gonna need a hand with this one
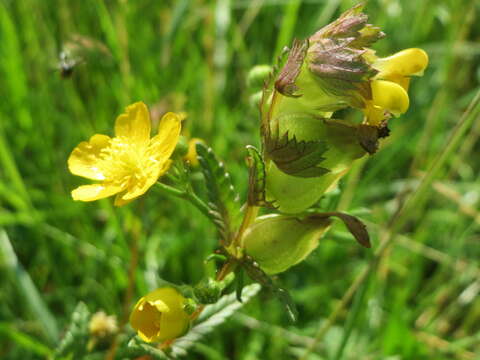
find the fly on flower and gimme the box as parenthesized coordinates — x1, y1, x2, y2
(68, 102, 181, 206)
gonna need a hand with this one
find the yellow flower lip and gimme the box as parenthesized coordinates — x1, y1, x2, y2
(371, 79, 410, 116)
(129, 287, 190, 343)
(68, 102, 181, 206)
(374, 48, 429, 78)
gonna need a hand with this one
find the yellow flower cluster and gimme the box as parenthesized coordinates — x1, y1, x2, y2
(68, 102, 181, 206)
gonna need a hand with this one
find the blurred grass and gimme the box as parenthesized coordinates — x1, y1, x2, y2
(1, 0, 480, 359)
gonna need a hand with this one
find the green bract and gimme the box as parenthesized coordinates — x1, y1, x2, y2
(243, 214, 332, 274)
(260, 4, 390, 213)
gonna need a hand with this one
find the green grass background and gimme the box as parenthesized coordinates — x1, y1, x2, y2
(1, 0, 480, 359)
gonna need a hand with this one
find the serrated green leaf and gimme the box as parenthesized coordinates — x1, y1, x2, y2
(246, 145, 271, 207)
(196, 143, 240, 243)
(169, 284, 261, 358)
(265, 131, 330, 178)
(242, 258, 298, 322)
(54, 302, 90, 358)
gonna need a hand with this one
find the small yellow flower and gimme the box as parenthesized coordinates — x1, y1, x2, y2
(89, 311, 118, 338)
(68, 102, 181, 206)
(87, 311, 118, 351)
(129, 287, 191, 343)
(363, 48, 429, 125)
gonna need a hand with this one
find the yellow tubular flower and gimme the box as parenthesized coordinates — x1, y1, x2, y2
(363, 48, 429, 125)
(68, 102, 181, 206)
(129, 287, 191, 343)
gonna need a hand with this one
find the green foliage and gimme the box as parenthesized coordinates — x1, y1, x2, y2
(55, 302, 90, 358)
(196, 143, 241, 243)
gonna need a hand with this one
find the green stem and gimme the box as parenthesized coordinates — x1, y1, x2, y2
(155, 182, 212, 222)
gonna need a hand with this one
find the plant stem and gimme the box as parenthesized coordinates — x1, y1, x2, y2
(155, 182, 212, 222)
(235, 205, 259, 250)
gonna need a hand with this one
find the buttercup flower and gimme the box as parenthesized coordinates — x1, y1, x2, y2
(130, 287, 191, 343)
(68, 102, 181, 206)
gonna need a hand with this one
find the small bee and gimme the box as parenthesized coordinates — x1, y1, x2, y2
(57, 49, 82, 78)
(55, 35, 111, 79)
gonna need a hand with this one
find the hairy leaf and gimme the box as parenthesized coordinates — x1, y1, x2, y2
(169, 284, 261, 357)
(54, 302, 90, 358)
(196, 143, 240, 243)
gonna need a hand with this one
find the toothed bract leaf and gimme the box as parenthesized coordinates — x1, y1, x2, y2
(265, 114, 367, 213)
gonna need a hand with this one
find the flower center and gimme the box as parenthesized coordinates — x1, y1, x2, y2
(100, 137, 156, 187)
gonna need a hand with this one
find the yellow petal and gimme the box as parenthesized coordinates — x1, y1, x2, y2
(71, 183, 123, 202)
(114, 193, 135, 207)
(150, 299, 170, 313)
(371, 80, 410, 116)
(120, 160, 172, 202)
(114, 102, 151, 145)
(374, 48, 429, 78)
(68, 134, 111, 180)
(130, 300, 161, 342)
(148, 112, 182, 162)
(129, 287, 190, 343)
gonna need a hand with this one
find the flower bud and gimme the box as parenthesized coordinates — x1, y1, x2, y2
(173, 135, 189, 157)
(193, 277, 223, 304)
(129, 287, 191, 343)
(183, 138, 204, 167)
(243, 214, 332, 274)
